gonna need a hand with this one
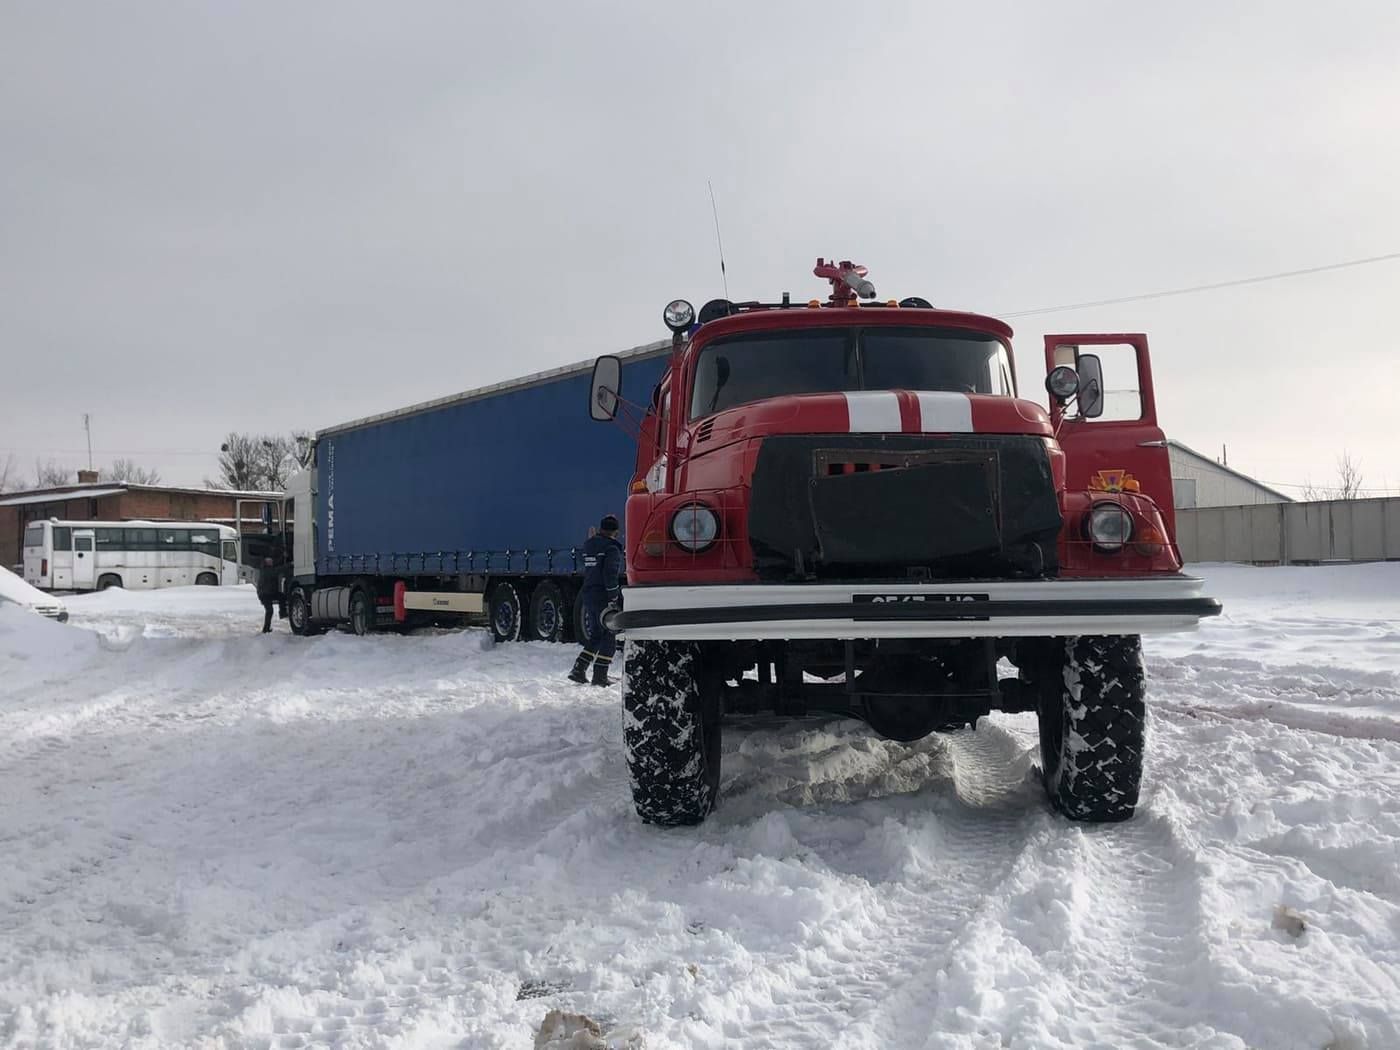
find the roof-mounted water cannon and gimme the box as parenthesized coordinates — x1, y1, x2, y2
(814, 258, 877, 305)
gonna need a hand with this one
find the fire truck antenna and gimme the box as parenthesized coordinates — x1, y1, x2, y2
(707, 179, 729, 300)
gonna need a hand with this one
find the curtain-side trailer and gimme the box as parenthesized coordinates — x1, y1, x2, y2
(280, 341, 670, 640)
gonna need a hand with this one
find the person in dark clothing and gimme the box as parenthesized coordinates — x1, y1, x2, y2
(256, 556, 281, 633)
(568, 514, 624, 686)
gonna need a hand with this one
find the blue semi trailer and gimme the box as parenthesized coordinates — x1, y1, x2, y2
(278, 340, 670, 640)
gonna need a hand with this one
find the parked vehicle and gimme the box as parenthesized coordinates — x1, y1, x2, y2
(271, 341, 671, 639)
(587, 259, 1222, 826)
(21, 520, 242, 591)
(0, 565, 68, 622)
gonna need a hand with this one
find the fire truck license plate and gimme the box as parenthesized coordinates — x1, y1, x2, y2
(852, 593, 990, 620)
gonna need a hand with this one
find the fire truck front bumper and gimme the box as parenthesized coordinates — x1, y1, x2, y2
(607, 576, 1221, 641)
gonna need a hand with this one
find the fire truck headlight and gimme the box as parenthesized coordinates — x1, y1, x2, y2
(1087, 502, 1134, 552)
(670, 503, 719, 552)
(663, 299, 696, 332)
(1045, 365, 1080, 402)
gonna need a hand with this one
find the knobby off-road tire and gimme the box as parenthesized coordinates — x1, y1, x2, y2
(1037, 634, 1146, 823)
(623, 640, 721, 826)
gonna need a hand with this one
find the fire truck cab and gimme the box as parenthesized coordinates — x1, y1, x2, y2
(589, 260, 1220, 826)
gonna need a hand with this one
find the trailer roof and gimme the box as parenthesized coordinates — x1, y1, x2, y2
(317, 338, 672, 439)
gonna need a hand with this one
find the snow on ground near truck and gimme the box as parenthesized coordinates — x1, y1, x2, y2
(1, 566, 1398, 1049)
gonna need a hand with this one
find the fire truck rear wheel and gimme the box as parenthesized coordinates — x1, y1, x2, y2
(623, 640, 722, 826)
(1036, 634, 1146, 823)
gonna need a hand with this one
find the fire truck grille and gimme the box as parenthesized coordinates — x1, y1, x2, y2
(748, 434, 1062, 581)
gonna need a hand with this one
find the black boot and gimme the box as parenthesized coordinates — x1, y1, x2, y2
(590, 657, 613, 687)
(568, 652, 593, 684)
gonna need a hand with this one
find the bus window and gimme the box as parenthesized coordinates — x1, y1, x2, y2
(53, 527, 72, 551)
(23, 523, 45, 549)
(95, 528, 125, 549)
(222, 540, 238, 562)
(190, 529, 219, 549)
(127, 528, 157, 550)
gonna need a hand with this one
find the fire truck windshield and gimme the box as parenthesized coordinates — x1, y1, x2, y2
(689, 326, 1013, 420)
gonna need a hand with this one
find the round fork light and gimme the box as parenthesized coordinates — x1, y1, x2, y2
(663, 299, 696, 332)
(670, 503, 719, 552)
(1087, 502, 1134, 552)
(1045, 365, 1080, 401)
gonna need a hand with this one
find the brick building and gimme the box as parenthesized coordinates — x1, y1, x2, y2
(1, 471, 280, 570)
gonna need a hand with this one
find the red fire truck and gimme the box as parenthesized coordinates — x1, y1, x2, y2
(588, 260, 1220, 826)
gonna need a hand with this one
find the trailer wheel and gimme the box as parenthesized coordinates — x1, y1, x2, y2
(349, 588, 373, 637)
(623, 641, 722, 826)
(557, 582, 579, 643)
(195, 572, 218, 586)
(1036, 634, 1146, 823)
(528, 580, 567, 643)
(488, 581, 523, 643)
(571, 587, 589, 647)
(289, 587, 313, 637)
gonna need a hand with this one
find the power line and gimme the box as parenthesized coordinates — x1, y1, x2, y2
(1000, 250, 1400, 319)
(0, 447, 217, 457)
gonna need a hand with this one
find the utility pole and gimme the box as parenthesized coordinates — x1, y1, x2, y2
(83, 414, 93, 470)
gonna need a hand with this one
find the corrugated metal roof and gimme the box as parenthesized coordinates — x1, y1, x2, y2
(1167, 440, 1294, 502)
(317, 338, 673, 439)
(0, 486, 127, 507)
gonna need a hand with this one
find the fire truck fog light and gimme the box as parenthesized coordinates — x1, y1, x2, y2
(1087, 502, 1134, 552)
(663, 299, 696, 332)
(670, 503, 719, 552)
(642, 531, 666, 557)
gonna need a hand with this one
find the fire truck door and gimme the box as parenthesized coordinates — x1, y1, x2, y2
(1043, 333, 1177, 538)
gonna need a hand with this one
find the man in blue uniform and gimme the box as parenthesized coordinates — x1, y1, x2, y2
(568, 514, 623, 686)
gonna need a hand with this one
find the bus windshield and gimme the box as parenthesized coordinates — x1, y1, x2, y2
(688, 326, 1014, 420)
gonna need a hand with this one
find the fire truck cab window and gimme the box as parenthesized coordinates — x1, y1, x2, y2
(861, 329, 1013, 396)
(689, 327, 1013, 420)
(690, 331, 854, 419)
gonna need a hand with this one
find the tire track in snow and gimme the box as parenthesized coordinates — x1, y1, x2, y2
(690, 721, 1048, 1049)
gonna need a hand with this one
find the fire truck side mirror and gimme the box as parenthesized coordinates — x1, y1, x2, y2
(589, 356, 622, 421)
(1077, 353, 1106, 419)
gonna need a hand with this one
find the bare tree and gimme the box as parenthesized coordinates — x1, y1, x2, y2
(1300, 452, 1365, 501)
(1335, 452, 1364, 501)
(33, 458, 72, 488)
(101, 458, 162, 485)
(207, 432, 311, 491)
(0, 454, 17, 494)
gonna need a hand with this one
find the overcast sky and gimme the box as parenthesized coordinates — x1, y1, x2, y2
(3, 2, 1398, 495)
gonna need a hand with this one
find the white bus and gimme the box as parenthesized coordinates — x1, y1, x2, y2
(21, 520, 243, 592)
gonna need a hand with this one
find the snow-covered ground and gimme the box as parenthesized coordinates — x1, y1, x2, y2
(1, 567, 1397, 1049)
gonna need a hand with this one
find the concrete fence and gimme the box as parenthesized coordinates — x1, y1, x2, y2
(1175, 497, 1400, 564)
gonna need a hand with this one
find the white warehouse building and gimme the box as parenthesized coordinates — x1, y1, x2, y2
(1168, 440, 1292, 509)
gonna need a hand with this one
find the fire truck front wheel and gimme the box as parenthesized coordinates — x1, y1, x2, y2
(623, 641, 722, 826)
(1035, 634, 1146, 823)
